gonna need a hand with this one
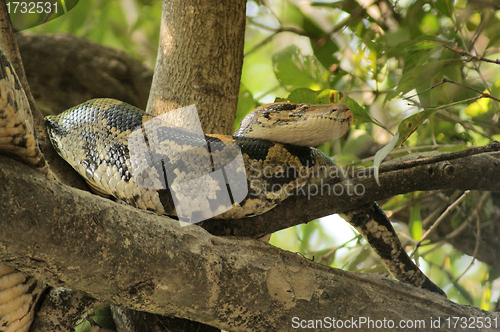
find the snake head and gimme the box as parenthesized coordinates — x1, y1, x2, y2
(233, 103, 353, 147)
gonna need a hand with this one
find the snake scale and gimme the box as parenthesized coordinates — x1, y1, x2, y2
(0, 48, 444, 331)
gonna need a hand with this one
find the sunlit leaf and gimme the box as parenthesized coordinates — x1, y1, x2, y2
(373, 132, 398, 185)
(284, 88, 321, 104)
(465, 97, 490, 117)
(272, 45, 330, 90)
(373, 108, 437, 183)
(74, 320, 92, 332)
(419, 13, 440, 35)
(480, 287, 491, 310)
(409, 202, 423, 240)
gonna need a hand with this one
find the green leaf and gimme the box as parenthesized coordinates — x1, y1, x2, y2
(6, 0, 80, 31)
(282, 88, 321, 104)
(310, 1, 349, 9)
(419, 13, 440, 35)
(312, 37, 340, 70)
(235, 85, 257, 131)
(373, 132, 399, 185)
(92, 306, 116, 329)
(272, 45, 330, 91)
(488, 267, 500, 283)
(409, 202, 423, 240)
(434, 0, 454, 18)
(347, 247, 373, 271)
(74, 320, 92, 332)
(384, 59, 461, 103)
(396, 109, 437, 146)
(465, 97, 490, 117)
(373, 108, 437, 183)
(283, 1, 325, 37)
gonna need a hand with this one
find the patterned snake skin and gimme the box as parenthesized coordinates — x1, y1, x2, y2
(0, 48, 445, 331)
(45, 99, 351, 221)
(0, 52, 45, 332)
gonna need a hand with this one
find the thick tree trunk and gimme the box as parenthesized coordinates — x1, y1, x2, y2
(146, 0, 246, 135)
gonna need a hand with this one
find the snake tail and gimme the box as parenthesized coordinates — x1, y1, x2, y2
(340, 203, 446, 296)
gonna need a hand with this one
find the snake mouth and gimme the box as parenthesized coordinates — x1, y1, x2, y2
(45, 116, 68, 154)
(343, 112, 353, 126)
(45, 116, 65, 137)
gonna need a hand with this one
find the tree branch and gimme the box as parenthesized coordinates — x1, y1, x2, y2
(200, 147, 500, 237)
(16, 32, 152, 115)
(0, 155, 497, 331)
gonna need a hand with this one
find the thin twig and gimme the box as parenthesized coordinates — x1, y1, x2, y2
(409, 191, 491, 260)
(441, 78, 500, 103)
(408, 95, 482, 111)
(443, 192, 490, 243)
(421, 191, 464, 228)
(247, 18, 307, 36)
(386, 191, 444, 217)
(444, 44, 500, 66)
(405, 80, 447, 100)
(467, 0, 500, 9)
(413, 191, 471, 255)
(448, 192, 489, 284)
(436, 111, 495, 141)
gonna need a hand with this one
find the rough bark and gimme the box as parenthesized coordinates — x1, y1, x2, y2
(0, 156, 498, 332)
(146, 0, 246, 135)
(16, 32, 153, 115)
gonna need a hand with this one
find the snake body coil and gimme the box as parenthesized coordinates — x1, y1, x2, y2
(45, 99, 351, 221)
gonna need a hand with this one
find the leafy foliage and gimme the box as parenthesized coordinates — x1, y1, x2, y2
(243, 0, 500, 309)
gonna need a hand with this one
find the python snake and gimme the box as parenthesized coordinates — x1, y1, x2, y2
(0, 49, 444, 331)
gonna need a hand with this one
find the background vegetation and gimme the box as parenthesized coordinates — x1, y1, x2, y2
(27, 0, 500, 310)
